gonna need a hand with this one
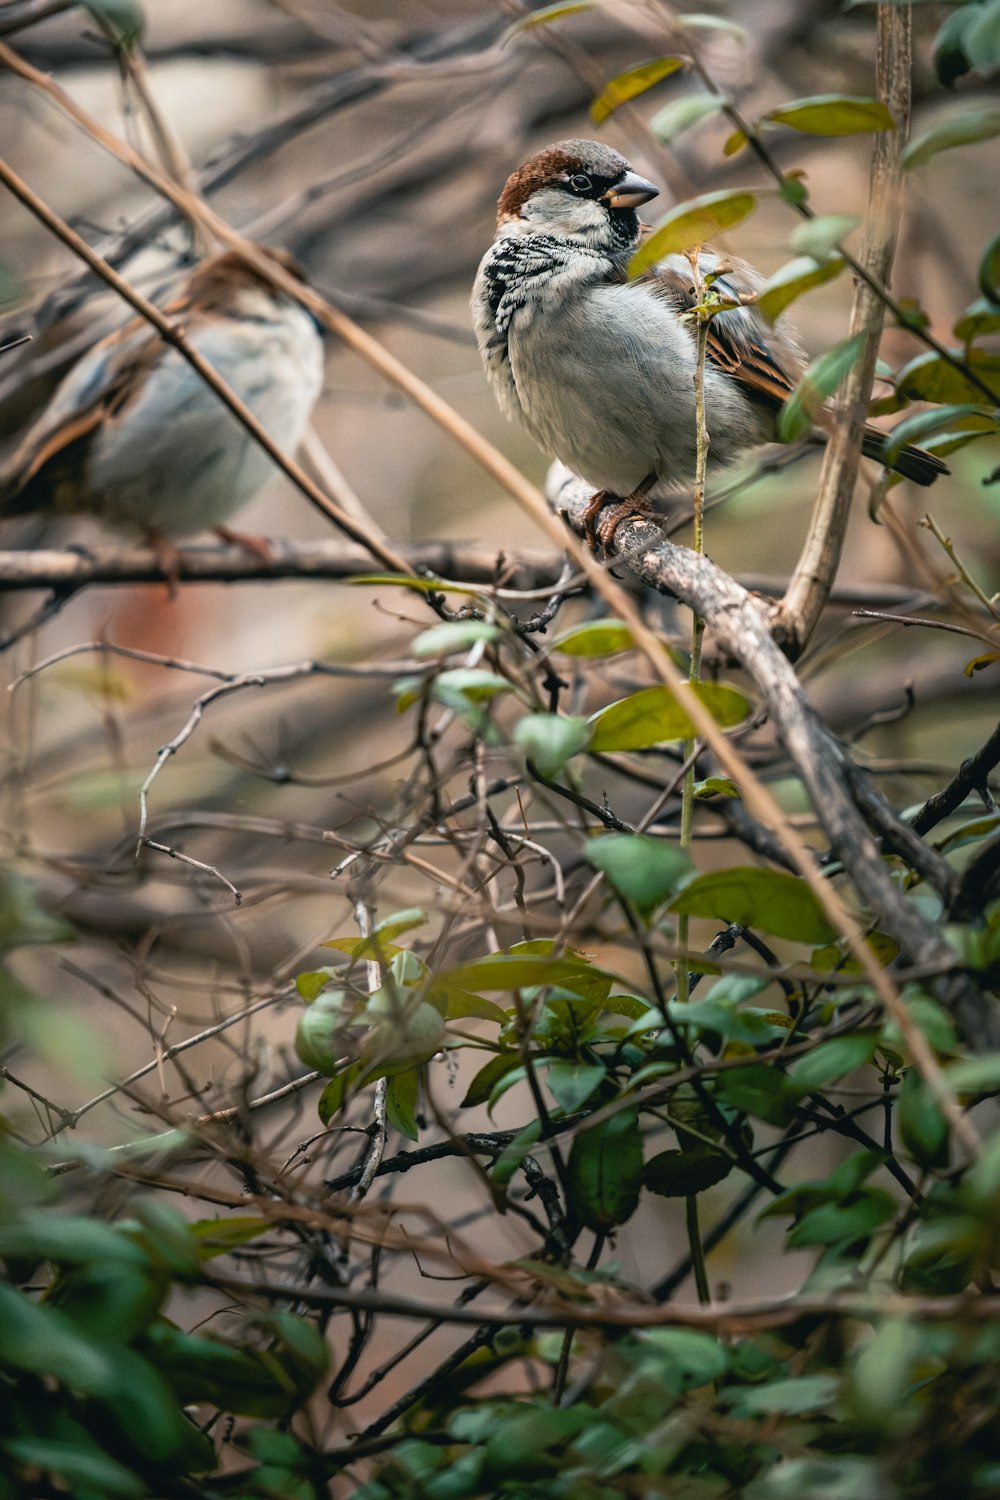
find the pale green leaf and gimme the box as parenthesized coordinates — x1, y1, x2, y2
(757, 255, 845, 324)
(551, 619, 634, 656)
(590, 57, 686, 125)
(648, 93, 725, 145)
(630, 190, 755, 274)
(777, 332, 867, 442)
(902, 109, 1000, 168)
(588, 682, 750, 751)
(766, 94, 896, 136)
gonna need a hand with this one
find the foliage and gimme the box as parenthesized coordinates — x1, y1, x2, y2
(2, 1, 1000, 1498)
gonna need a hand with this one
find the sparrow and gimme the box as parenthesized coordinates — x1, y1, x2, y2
(0, 249, 325, 549)
(472, 139, 947, 546)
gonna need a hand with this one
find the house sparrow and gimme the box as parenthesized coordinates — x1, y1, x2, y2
(472, 139, 947, 546)
(0, 249, 324, 547)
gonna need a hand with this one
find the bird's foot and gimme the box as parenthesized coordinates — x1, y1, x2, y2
(214, 526, 274, 562)
(149, 533, 182, 599)
(584, 479, 656, 555)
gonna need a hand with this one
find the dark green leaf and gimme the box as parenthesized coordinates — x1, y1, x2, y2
(639, 1326, 730, 1387)
(491, 1121, 542, 1191)
(670, 866, 838, 943)
(461, 1054, 520, 1108)
(881, 404, 997, 463)
(777, 332, 867, 442)
(0, 1214, 147, 1268)
(588, 682, 749, 750)
(716, 1064, 800, 1126)
(692, 775, 740, 799)
(439, 952, 612, 1001)
(765, 94, 895, 136)
(567, 1110, 643, 1229)
(643, 1145, 733, 1196)
(4, 1439, 144, 1498)
(590, 57, 686, 125)
(630, 191, 755, 273)
(585, 834, 692, 912)
(317, 1064, 362, 1125)
(902, 108, 1000, 168)
(787, 1188, 896, 1247)
(791, 215, 861, 261)
(897, 349, 1000, 403)
(899, 1070, 950, 1168)
(386, 1068, 420, 1141)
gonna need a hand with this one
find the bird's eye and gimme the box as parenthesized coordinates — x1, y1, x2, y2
(568, 173, 593, 194)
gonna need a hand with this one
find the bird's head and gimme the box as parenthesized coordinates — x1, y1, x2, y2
(496, 139, 659, 253)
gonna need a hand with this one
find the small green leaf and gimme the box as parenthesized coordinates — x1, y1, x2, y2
(412, 622, 501, 657)
(386, 1069, 420, 1141)
(643, 1145, 733, 1196)
(5, 1439, 144, 1498)
(692, 775, 740, 799)
(431, 668, 511, 705)
(491, 1121, 542, 1191)
(765, 93, 895, 136)
(590, 57, 686, 125)
(723, 127, 748, 155)
(567, 1110, 643, 1230)
(716, 1065, 802, 1126)
(980, 230, 1000, 307)
(786, 1188, 896, 1247)
(902, 108, 1000, 168)
(461, 1053, 521, 1109)
(501, 0, 601, 42)
(586, 834, 692, 912)
(791, 214, 861, 261)
(946, 1051, 1000, 1094)
(317, 1064, 362, 1125)
(954, 298, 1000, 342)
(630, 191, 756, 274)
(778, 332, 867, 442)
(898, 1069, 949, 1169)
(647, 93, 725, 145)
(757, 255, 845, 323)
(515, 713, 591, 775)
(322, 908, 427, 958)
(588, 681, 749, 751)
(897, 348, 1000, 404)
(670, 867, 838, 944)
(81, 0, 145, 46)
(351, 573, 477, 596)
(551, 619, 634, 656)
(786, 1034, 877, 1089)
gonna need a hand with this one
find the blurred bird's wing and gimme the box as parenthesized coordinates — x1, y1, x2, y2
(0, 317, 162, 507)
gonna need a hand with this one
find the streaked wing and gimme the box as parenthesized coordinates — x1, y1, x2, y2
(641, 259, 799, 415)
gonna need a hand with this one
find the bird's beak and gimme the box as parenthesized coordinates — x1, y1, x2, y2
(603, 171, 660, 210)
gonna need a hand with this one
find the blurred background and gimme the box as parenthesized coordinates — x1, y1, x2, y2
(0, 0, 997, 1436)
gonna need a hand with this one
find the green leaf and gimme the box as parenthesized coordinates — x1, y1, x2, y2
(980, 229, 1000, 307)
(5, 1439, 144, 1498)
(734, 1373, 839, 1413)
(322, 908, 427, 958)
(643, 1145, 733, 1196)
(946, 1051, 1000, 1094)
(764, 94, 895, 136)
(317, 1064, 362, 1125)
(585, 833, 692, 912)
(787, 1188, 896, 1247)
(295, 1000, 346, 1073)
(902, 108, 1000, 168)
(515, 713, 591, 775)
(716, 1064, 800, 1125)
(0, 873, 76, 952)
(881, 403, 997, 463)
(786, 1033, 876, 1089)
(491, 1120, 542, 1190)
(898, 1069, 949, 1169)
(551, 619, 634, 656)
(81, 0, 145, 46)
(777, 332, 867, 442)
(411, 622, 501, 657)
(386, 1068, 420, 1141)
(670, 867, 837, 944)
(567, 1110, 643, 1230)
(431, 668, 511, 706)
(954, 297, 1000, 342)
(647, 92, 725, 145)
(0, 1214, 147, 1268)
(501, 0, 601, 42)
(588, 681, 749, 751)
(757, 255, 846, 323)
(897, 348, 1000, 403)
(191, 1215, 273, 1258)
(461, 1053, 520, 1108)
(351, 573, 477, 596)
(790, 214, 861, 261)
(630, 190, 756, 274)
(295, 968, 336, 1001)
(692, 775, 740, 800)
(546, 1060, 607, 1113)
(438, 952, 612, 1000)
(639, 1326, 730, 1387)
(590, 57, 686, 125)
(676, 12, 747, 39)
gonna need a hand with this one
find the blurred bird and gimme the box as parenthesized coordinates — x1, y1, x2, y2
(0, 249, 324, 551)
(472, 139, 947, 546)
